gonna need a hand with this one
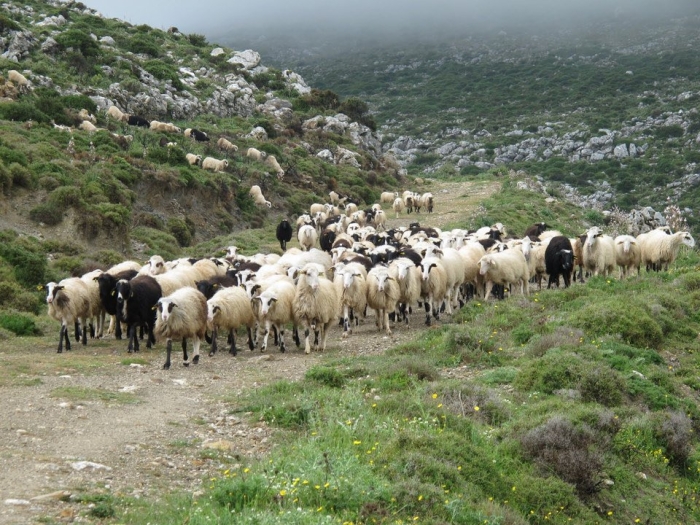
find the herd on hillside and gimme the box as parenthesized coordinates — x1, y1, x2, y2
(42, 188, 695, 369)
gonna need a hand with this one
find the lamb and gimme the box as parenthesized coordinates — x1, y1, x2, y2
(44, 279, 91, 353)
(246, 147, 267, 161)
(149, 120, 181, 133)
(216, 137, 238, 152)
(293, 264, 339, 354)
(419, 256, 448, 325)
(206, 286, 256, 356)
(334, 263, 368, 338)
(544, 236, 575, 288)
(640, 230, 695, 272)
(110, 132, 133, 149)
(78, 108, 96, 124)
(106, 105, 128, 122)
(201, 157, 229, 173)
(478, 249, 530, 300)
(8, 70, 30, 92)
(156, 287, 208, 369)
(583, 227, 616, 277)
(389, 257, 422, 325)
(252, 280, 297, 352)
(297, 224, 318, 251)
(276, 219, 293, 251)
(115, 275, 162, 353)
(127, 115, 150, 127)
(265, 155, 285, 179)
(249, 184, 272, 208)
(186, 153, 202, 166)
(392, 197, 404, 219)
(380, 191, 398, 204)
(611, 235, 641, 278)
(186, 128, 210, 142)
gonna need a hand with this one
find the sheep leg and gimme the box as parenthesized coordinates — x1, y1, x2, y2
(293, 326, 301, 347)
(146, 323, 156, 349)
(342, 305, 350, 338)
(182, 338, 189, 366)
(57, 324, 66, 353)
(82, 319, 88, 346)
(247, 327, 255, 351)
(304, 328, 312, 354)
(192, 337, 200, 365)
(133, 326, 141, 352)
(88, 320, 95, 339)
(74, 321, 81, 342)
(425, 301, 432, 326)
(273, 326, 279, 346)
(383, 311, 392, 335)
(209, 328, 218, 356)
(229, 330, 238, 356)
(262, 322, 271, 352)
(279, 326, 286, 353)
(163, 339, 172, 369)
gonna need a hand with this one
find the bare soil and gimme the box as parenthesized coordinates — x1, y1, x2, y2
(0, 179, 499, 524)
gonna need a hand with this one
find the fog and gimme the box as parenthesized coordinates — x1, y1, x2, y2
(85, 0, 699, 38)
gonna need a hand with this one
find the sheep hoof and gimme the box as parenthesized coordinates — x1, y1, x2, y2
(183, 362, 190, 367)
(163, 363, 170, 370)
(208, 351, 215, 357)
(193, 355, 200, 365)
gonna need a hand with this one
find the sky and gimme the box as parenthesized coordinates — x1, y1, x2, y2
(83, 0, 700, 38)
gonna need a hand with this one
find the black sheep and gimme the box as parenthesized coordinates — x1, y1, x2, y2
(115, 276, 162, 353)
(95, 269, 138, 340)
(320, 228, 337, 252)
(190, 128, 210, 142)
(524, 222, 549, 238)
(195, 275, 237, 300)
(276, 219, 293, 251)
(545, 236, 575, 288)
(127, 115, 150, 127)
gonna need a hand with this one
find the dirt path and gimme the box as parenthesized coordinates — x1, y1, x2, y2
(0, 179, 500, 525)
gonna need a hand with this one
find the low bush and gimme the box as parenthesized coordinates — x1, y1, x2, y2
(0, 311, 38, 336)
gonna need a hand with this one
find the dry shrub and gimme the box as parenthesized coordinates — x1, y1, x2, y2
(656, 410, 693, 467)
(521, 416, 603, 496)
(440, 384, 511, 426)
(527, 327, 583, 357)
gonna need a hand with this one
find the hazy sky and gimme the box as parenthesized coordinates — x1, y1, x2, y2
(83, 0, 699, 36)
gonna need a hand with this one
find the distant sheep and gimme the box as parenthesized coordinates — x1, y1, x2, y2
(583, 227, 615, 277)
(380, 191, 398, 204)
(217, 137, 238, 153)
(79, 120, 99, 132)
(78, 108, 96, 124)
(265, 155, 284, 179)
(186, 153, 202, 166)
(8, 70, 30, 93)
(293, 264, 339, 354)
(201, 157, 229, 172)
(156, 287, 208, 369)
(149, 120, 181, 133)
(127, 114, 150, 127)
(392, 197, 404, 219)
(544, 236, 575, 288)
(297, 224, 318, 251)
(614, 235, 641, 278)
(246, 147, 267, 161)
(249, 184, 272, 208)
(106, 105, 128, 122)
(276, 219, 293, 251)
(206, 286, 256, 356)
(189, 128, 210, 142)
(420, 192, 434, 213)
(372, 209, 387, 232)
(366, 266, 400, 335)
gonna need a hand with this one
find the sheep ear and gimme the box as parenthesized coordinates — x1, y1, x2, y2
(212, 284, 219, 289)
(213, 305, 221, 313)
(270, 297, 277, 304)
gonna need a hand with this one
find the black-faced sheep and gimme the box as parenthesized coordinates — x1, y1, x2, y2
(206, 286, 256, 356)
(127, 115, 150, 128)
(202, 157, 229, 172)
(544, 236, 575, 288)
(293, 264, 339, 354)
(186, 128, 210, 142)
(116, 275, 162, 353)
(276, 219, 293, 251)
(95, 269, 138, 339)
(156, 287, 208, 369)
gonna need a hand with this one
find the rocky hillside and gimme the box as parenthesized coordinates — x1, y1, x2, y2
(230, 13, 700, 227)
(0, 0, 396, 259)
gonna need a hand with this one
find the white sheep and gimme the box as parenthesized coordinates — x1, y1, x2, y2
(366, 266, 400, 335)
(150, 120, 181, 133)
(80, 269, 107, 339)
(252, 280, 297, 352)
(389, 257, 422, 325)
(45, 278, 91, 352)
(246, 147, 267, 161)
(156, 287, 208, 369)
(186, 153, 202, 166)
(344, 203, 359, 217)
(392, 197, 404, 219)
(458, 241, 486, 298)
(8, 70, 30, 93)
(154, 267, 196, 296)
(478, 249, 530, 300)
(297, 224, 318, 251)
(614, 235, 642, 278)
(372, 209, 387, 232)
(207, 286, 257, 356)
(640, 230, 695, 271)
(249, 184, 272, 208)
(420, 192, 434, 213)
(333, 262, 368, 338)
(106, 105, 128, 122)
(202, 157, 229, 173)
(265, 155, 285, 179)
(419, 256, 448, 326)
(293, 264, 339, 354)
(380, 191, 398, 204)
(428, 246, 466, 312)
(217, 137, 238, 153)
(78, 108, 96, 124)
(79, 120, 98, 132)
(583, 227, 616, 277)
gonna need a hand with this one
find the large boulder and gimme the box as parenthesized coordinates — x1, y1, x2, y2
(227, 50, 261, 70)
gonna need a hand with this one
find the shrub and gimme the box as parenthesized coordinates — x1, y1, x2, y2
(167, 217, 194, 247)
(579, 365, 625, 407)
(0, 311, 38, 336)
(655, 410, 693, 467)
(655, 125, 684, 139)
(55, 29, 101, 58)
(128, 34, 160, 57)
(0, 244, 47, 286)
(515, 351, 583, 394)
(188, 33, 208, 47)
(9, 163, 33, 189)
(29, 203, 63, 225)
(521, 416, 603, 496)
(143, 60, 184, 91)
(0, 101, 49, 123)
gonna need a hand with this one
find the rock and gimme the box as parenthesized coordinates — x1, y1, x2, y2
(40, 37, 59, 54)
(202, 440, 235, 451)
(35, 14, 67, 27)
(247, 126, 268, 141)
(70, 461, 112, 471)
(2, 30, 36, 61)
(336, 147, 361, 168)
(613, 144, 629, 158)
(210, 47, 226, 57)
(316, 149, 334, 162)
(227, 49, 261, 70)
(4, 499, 31, 506)
(99, 36, 116, 46)
(30, 490, 71, 502)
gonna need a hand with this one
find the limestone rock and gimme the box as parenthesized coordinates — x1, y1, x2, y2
(227, 49, 261, 70)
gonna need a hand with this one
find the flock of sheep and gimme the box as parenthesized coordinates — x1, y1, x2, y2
(41, 187, 695, 369)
